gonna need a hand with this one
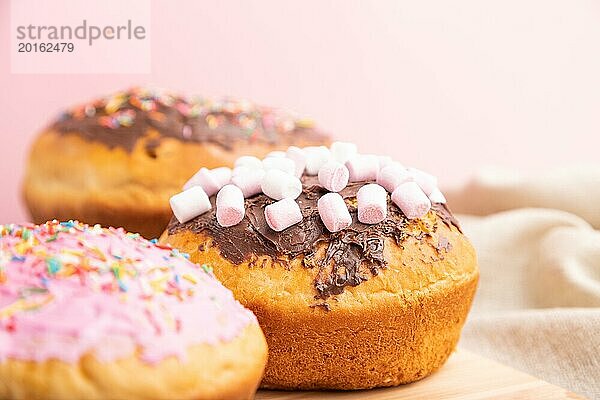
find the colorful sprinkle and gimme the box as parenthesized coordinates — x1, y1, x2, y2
(0, 220, 213, 306)
(46, 258, 62, 275)
(54, 87, 317, 142)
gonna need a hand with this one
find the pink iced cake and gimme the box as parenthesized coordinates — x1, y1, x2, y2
(0, 220, 267, 400)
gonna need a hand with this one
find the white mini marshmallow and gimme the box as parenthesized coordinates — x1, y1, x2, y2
(262, 157, 296, 175)
(408, 168, 438, 196)
(231, 166, 252, 177)
(428, 187, 447, 204)
(303, 146, 331, 175)
(265, 150, 286, 158)
(234, 155, 263, 170)
(376, 164, 412, 193)
(264, 198, 303, 232)
(392, 181, 431, 219)
(286, 146, 307, 177)
(170, 186, 212, 223)
(330, 141, 358, 164)
(216, 184, 245, 227)
(261, 169, 302, 200)
(182, 167, 223, 195)
(377, 155, 394, 170)
(357, 184, 388, 224)
(318, 192, 352, 232)
(381, 161, 405, 173)
(345, 155, 379, 182)
(210, 167, 232, 187)
(318, 161, 349, 192)
(231, 168, 266, 198)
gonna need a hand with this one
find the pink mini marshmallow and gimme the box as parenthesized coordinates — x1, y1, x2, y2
(330, 141, 357, 163)
(286, 146, 307, 177)
(303, 146, 331, 175)
(211, 167, 232, 187)
(231, 168, 265, 198)
(357, 184, 388, 224)
(408, 168, 438, 196)
(264, 198, 303, 232)
(234, 155, 263, 170)
(376, 164, 412, 193)
(318, 192, 352, 232)
(231, 166, 252, 177)
(216, 185, 245, 227)
(377, 155, 394, 169)
(170, 186, 212, 223)
(262, 157, 296, 175)
(379, 161, 405, 172)
(428, 187, 447, 204)
(392, 181, 431, 219)
(345, 155, 379, 182)
(261, 169, 302, 200)
(182, 167, 223, 195)
(318, 161, 349, 192)
(265, 150, 286, 158)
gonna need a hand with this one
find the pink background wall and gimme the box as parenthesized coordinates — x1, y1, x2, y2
(1, 0, 600, 223)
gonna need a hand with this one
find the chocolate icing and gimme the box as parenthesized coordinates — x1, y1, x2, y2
(50, 88, 329, 152)
(167, 176, 462, 301)
(432, 202, 462, 233)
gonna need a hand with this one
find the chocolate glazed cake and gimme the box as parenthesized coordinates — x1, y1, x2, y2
(49, 90, 327, 155)
(22, 88, 330, 238)
(160, 145, 479, 390)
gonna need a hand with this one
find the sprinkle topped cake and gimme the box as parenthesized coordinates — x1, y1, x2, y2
(51, 87, 326, 152)
(0, 220, 267, 400)
(22, 87, 330, 238)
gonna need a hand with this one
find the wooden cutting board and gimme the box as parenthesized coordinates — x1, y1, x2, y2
(255, 349, 585, 400)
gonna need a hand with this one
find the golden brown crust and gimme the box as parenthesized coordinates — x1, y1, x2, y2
(22, 130, 329, 238)
(0, 323, 268, 400)
(160, 213, 479, 389)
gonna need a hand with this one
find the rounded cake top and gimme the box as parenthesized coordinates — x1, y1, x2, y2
(0, 220, 256, 364)
(48, 87, 329, 152)
(166, 143, 462, 300)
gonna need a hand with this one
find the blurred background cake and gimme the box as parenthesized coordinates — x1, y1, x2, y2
(22, 87, 330, 238)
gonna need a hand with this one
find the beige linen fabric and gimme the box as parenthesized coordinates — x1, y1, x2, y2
(448, 169, 600, 399)
(446, 165, 600, 228)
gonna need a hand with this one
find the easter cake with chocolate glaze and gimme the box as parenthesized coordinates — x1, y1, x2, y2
(22, 87, 330, 238)
(160, 143, 479, 390)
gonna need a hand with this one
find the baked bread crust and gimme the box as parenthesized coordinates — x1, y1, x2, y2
(23, 129, 327, 239)
(0, 324, 267, 400)
(161, 210, 478, 389)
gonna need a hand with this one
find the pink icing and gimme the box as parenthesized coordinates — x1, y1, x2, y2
(0, 221, 257, 364)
